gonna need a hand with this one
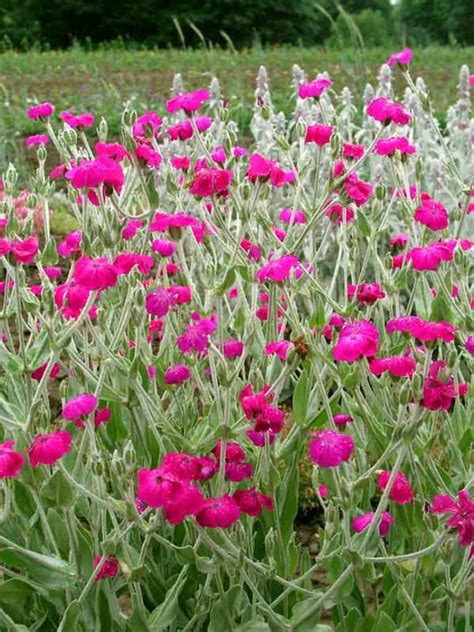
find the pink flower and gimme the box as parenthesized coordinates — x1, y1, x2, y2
(170, 155, 191, 171)
(348, 282, 385, 305)
(377, 470, 415, 504)
(223, 339, 245, 358)
(60, 111, 94, 129)
(421, 360, 460, 411)
(168, 285, 192, 304)
(66, 157, 124, 193)
(406, 242, 454, 271)
(26, 134, 49, 148)
(63, 393, 98, 421)
(152, 238, 176, 257)
(279, 208, 306, 224)
(27, 102, 54, 120)
(190, 168, 232, 198)
(74, 256, 118, 291)
(325, 203, 355, 224)
(265, 340, 292, 361)
(305, 124, 333, 146)
(166, 89, 210, 115)
(164, 364, 191, 385)
(352, 511, 394, 536)
(374, 136, 416, 157)
(0, 441, 25, 478)
(28, 430, 73, 467)
(333, 320, 379, 363)
(333, 414, 353, 428)
(430, 490, 474, 550)
(370, 355, 416, 378)
(114, 253, 153, 276)
(161, 452, 207, 482)
(309, 430, 355, 468)
(195, 495, 241, 528)
(465, 336, 474, 355)
(44, 266, 62, 280)
(414, 198, 448, 231)
(367, 97, 411, 125)
(146, 288, 171, 318)
(58, 230, 82, 257)
(343, 143, 364, 160)
(136, 145, 162, 169)
(94, 408, 111, 428)
(256, 254, 300, 283)
(233, 488, 273, 516)
(247, 153, 294, 187)
(225, 461, 253, 482)
(150, 211, 200, 233)
(122, 219, 143, 240)
(390, 233, 409, 248)
(343, 173, 373, 206)
(132, 112, 162, 139)
(177, 316, 217, 355)
(96, 142, 129, 162)
(386, 316, 456, 343)
(0, 238, 12, 256)
(55, 281, 92, 319)
(211, 146, 226, 164)
(32, 361, 61, 381)
(137, 467, 185, 507)
(94, 556, 119, 580)
(298, 77, 332, 99)
(387, 47, 413, 67)
(213, 440, 246, 463)
(12, 237, 39, 264)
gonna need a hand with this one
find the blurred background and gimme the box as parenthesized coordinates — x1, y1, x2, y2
(1, 0, 473, 50)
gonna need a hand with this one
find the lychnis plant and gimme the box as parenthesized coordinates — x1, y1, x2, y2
(0, 47, 472, 631)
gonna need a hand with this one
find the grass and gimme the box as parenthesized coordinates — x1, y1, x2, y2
(0, 45, 471, 177)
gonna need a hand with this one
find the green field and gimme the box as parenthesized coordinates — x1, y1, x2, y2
(0, 45, 472, 174)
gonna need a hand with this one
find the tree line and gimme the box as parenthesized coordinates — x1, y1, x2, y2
(0, 0, 472, 51)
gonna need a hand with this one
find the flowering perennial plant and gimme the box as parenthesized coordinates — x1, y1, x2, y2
(0, 51, 472, 630)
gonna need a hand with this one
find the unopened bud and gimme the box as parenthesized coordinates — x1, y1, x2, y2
(27, 193, 38, 209)
(375, 185, 386, 200)
(261, 104, 271, 120)
(98, 117, 108, 141)
(219, 108, 230, 123)
(4, 164, 18, 191)
(63, 127, 77, 147)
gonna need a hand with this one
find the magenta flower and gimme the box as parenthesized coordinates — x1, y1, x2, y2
(370, 355, 416, 378)
(343, 172, 373, 206)
(386, 316, 456, 343)
(325, 203, 355, 224)
(132, 112, 162, 139)
(247, 153, 294, 187)
(377, 470, 415, 504)
(367, 97, 411, 125)
(265, 340, 293, 361)
(136, 145, 162, 169)
(348, 282, 385, 305)
(298, 77, 332, 99)
(352, 511, 394, 536)
(146, 288, 171, 318)
(164, 364, 191, 385)
(0, 441, 25, 478)
(32, 361, 61, 381)
(343, 142, 365, 160)
(333, 414, 353, 428)
(305, 124, 333, 146)
(74, 256, 118, 291)
(63, 393, 98, 421)
(12, 237, 39, 264)
(414, 198, 449, 231)
(430, 490, 474, 550)
(190, 168, 232, 198)
(256, 254, 300, 283)
(58, 230, 82, 258)
(166, 89, 210, 115)
(161, 452, 206, 481)
(26, 134, 49, 148)
(309, 430, 355, 468)
(195, 494, 241, 528)
(60, 111, 94, 129)
(333, 320, 379, 363)
(152, 238, 176, 257)
(94, 408, 111, 428)
(233, 488, 273, 517)
(421, 360, 464, 411)
(279, 208, 306, 224)
(465, 337, 474, 355)
(28, 430, 73, 467)
(225, 461, 253, 482)
(27, 102, 55, 120)
(94, 556, 119, 581)
(122, 219, 143, 240)
(96, 142, 129, 162)
(222, 338, 245, 358)
(137, 467, 184, 508)
(170, 155, 191, 171)
(374, 136, 416, 157)
(213, 440, 246, 464)
(387, 47, 413, 67)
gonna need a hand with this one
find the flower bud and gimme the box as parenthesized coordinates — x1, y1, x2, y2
(274, 135, 290, 151)
(98, 117, 108, 142)
(295, 120, 306, 138)
(123, 440, 136, 470)
(260, 104, 271, 120)
(4, 164, 18, 192)
(92, 459, 104, 477)
(219, 108, 230, 123)
(63, 127, 77, 147)
(375, 185, 386, 200)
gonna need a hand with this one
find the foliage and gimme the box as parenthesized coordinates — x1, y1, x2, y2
(0, 50, 472, 630)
